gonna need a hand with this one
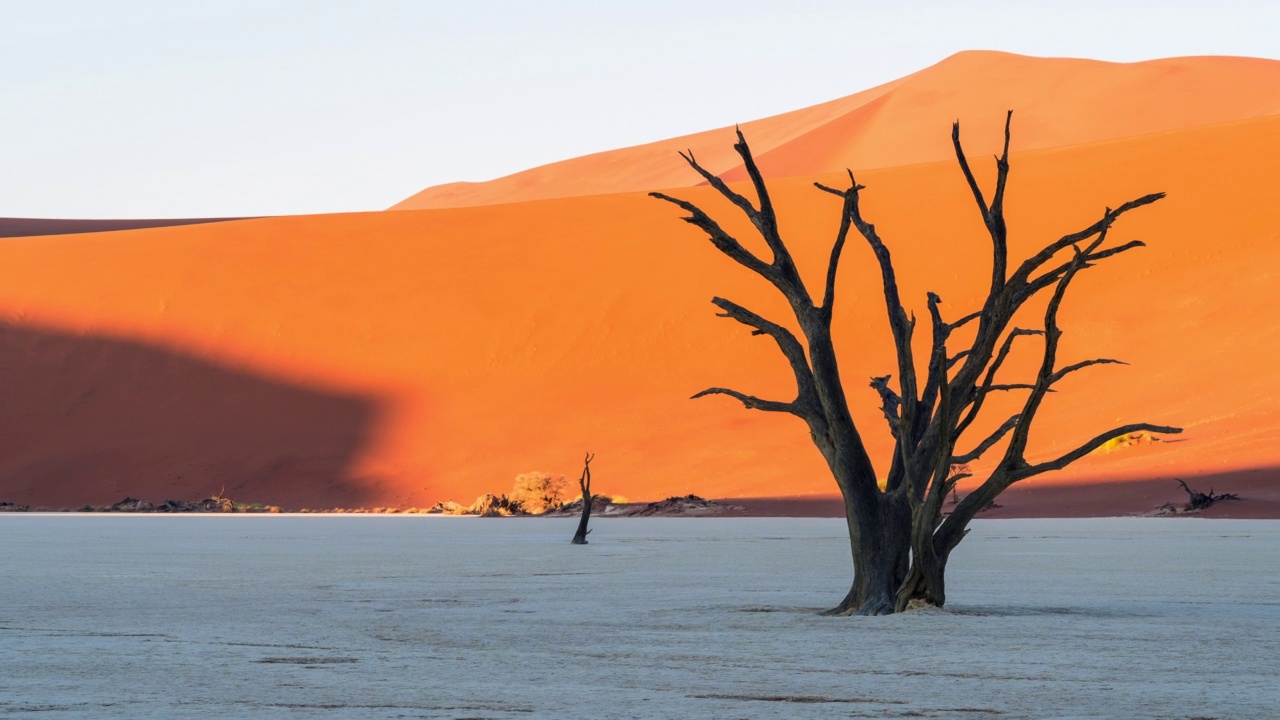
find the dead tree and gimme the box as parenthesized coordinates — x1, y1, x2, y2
(571, 452, 595, 544)
(1176, 479, 1239, 511)
(651, 112, 1181, 615)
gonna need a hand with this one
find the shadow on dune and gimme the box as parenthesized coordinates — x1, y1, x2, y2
(0, 216, 253, 239)
(0, 323, 382, 509)
(723, 467, 1280, 519)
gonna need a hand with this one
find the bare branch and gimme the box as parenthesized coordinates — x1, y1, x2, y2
(817, 171, 861, 320)
(813, 181, 848, 197)
(989, 110, 1013, 227)
(1050, 358, 1127, 384)
(711, 297, 807, 364)
(1014, 423, 1183, 480)
(1010, 194, 1164, 285)
(732, 128, 781, 242)
(920, 292, 951, 411)
(691, 387, 797, 414)
(719, 131, 815, 308)
(1022, 239, 1147, 301)
(949, 311, 983, 331)
(1001, 244, 1096, 465)
(951, 414, 1020, 465)
(955, 328, 1043, 436)
(1085, 239, 1147, 262)
(711, 297, 788, 331)
(984, 230, 1174, 490)
(952, 120, 991, 225)
(939, 309, 979, 376)
(710, 297, 817, 415)
(952, 112, 1011, 294)
(847, 180, 919, 412)
(870, 375, 903, 437)
(986, 111, 1012, 290)
(650, 191, 775, 279)
(675, 149, 761, 225)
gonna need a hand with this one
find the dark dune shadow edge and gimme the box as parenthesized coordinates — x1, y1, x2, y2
(0, 322, 384, 509)
(720, 467, 1280, 519)
(0, 216, 257, 239)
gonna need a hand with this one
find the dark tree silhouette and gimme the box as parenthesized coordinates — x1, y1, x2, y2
(571, 452, 595, 544)
(1176, 479, 1239, 511)
(651, 112, 1181, 615)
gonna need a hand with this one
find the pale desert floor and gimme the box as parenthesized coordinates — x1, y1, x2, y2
(1, 517, 1276, 719)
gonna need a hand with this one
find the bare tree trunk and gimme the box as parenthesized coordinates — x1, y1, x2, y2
(571, 453, 594, 544)
(826, 493, 911, 615)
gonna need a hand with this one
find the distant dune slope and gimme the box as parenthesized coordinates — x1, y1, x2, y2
(392, 51, 1280, 210)
(2, 112, 1278, 508)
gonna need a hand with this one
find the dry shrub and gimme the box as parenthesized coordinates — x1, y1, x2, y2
(510, 472, 567, 514)
(1094, 431, 1161, 454)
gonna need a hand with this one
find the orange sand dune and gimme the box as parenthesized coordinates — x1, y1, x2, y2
(393, 51, 1280, 210)
(1, 112, 1278, 510)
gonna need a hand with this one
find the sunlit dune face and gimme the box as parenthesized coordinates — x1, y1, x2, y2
(2, 55, 1279, 509)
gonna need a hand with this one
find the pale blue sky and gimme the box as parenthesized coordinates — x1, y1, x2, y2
(2, 1, 1277, 218)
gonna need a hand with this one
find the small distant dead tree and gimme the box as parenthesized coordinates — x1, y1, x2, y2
(571, 452, 595, 544)
(1176, 479, 1239, 511)
(652, 112, 1181, 615)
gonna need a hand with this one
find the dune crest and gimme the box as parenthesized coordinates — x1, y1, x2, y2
(392, 51, 1280, 210)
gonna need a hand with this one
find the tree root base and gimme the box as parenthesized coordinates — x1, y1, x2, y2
(819, 598, 898, 616)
